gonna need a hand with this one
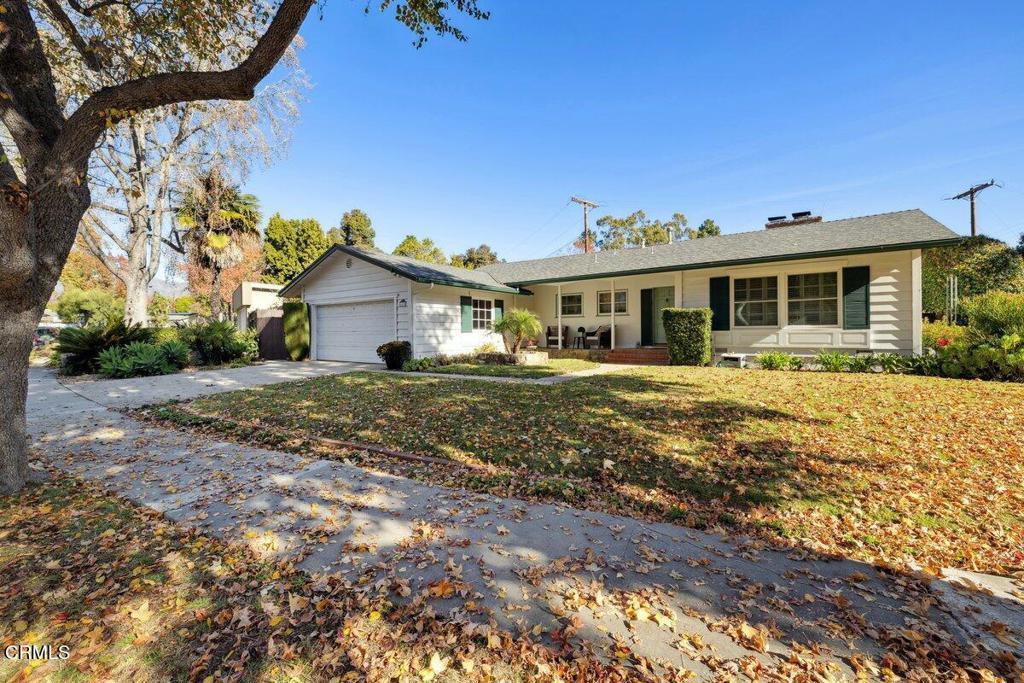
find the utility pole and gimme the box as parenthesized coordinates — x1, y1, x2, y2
(947, 179, 1001, 237)
(570, 196, 599, 253)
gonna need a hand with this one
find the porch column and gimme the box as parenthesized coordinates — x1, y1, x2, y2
(556, 283, 562, 349)
(610, 277, 616, 350)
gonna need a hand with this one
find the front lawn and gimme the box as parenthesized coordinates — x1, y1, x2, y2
(425, 357, 599, 378)
(0, 478, 629, 682)
(146, 367, 1024, 573)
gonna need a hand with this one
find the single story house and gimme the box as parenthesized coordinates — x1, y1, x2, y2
(278, 209, 960, 363)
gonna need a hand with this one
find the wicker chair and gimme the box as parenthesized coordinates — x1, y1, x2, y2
(585, 324, 612, 349)
(546, 325, 569, 348)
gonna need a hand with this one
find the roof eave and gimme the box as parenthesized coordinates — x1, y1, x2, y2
(279, 244, 521, 297)
(501, 237, 963, 286)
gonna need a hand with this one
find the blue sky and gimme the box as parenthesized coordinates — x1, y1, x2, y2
(245, 0, 1024, 261)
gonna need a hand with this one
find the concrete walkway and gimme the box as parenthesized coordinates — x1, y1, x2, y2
(27, 368, 1023, 679)
(58, 359, 377, 407)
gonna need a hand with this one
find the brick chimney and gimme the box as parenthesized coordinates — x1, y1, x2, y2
(765, 211, 823, 229)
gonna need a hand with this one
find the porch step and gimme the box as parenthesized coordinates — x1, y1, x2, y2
(605, 347, 670, 365)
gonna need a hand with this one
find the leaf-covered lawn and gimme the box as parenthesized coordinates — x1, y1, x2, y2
(147, 367, 1024, 573)
(0, 478, 642, 682)
(425, 358, 599, 378)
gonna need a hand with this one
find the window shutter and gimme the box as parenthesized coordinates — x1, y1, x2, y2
(460, 296, 472, 333)
(842, 266, 870, 330)
(709, 276, 730, 331)
(640, 289, 653, 346)
(493, 299, 504, 324)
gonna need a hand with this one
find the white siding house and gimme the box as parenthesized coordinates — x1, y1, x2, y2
(279, 210, 959, 363)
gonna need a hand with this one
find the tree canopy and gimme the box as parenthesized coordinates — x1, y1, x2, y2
(593, 210, 718, 250)
(263, 214, 329, 284)
(393, 234, 447, 264)
(451, 244, 500, 269)
(922, 236, 1024, 319)
(327, 209, 376, 249)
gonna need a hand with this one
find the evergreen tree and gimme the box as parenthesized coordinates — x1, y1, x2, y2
(264, 214, 329, 284)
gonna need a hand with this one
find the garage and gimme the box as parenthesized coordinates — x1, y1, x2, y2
(315, 300, 395, 363)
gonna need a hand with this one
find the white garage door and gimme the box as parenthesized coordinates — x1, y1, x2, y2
(316, 300, 395, 363)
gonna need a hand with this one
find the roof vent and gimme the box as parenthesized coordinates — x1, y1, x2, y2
(765, 211, 823, 229)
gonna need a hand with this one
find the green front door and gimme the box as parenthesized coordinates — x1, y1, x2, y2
(641, 286, 675, 345)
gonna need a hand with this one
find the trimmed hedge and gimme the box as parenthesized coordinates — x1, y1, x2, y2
(663, 307, 712, 366)
(283, 301, 310, 361)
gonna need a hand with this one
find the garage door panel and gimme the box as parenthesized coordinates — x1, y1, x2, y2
(316, 300, 394, 363)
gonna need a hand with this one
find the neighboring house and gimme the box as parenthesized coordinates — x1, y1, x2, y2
(231, 282, 284, 331)
(279, 209, 960, 363)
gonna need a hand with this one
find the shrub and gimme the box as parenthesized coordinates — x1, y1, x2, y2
(475, 341, 499, 354)
(476, 352, 519, 365)
(97, 347, 132, 378)
(936, 334, 1024, 381)
(962, 291, 1024, 341)
(873, 353, 906, 374)
(56, 320, 154, 375)
(922, 319, 966, 351)
(151, 326, 181, 345)
(845, 354, 876, 373)
(178, 320, 253, 365)
(123, 342, 174, 376)
(662, 307, 712, 366)
(493, 309, 543, 353)
(402, 357, 436, 372)
(816, 350, 850, 372)
(283, 302, 310, 361)
(158, 340, 190, 369)
(754, 351, 802, 371)
(376, 340, 412, 370)
(54, 287, 123, 326)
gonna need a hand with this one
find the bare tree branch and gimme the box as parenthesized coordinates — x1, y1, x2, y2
(53, 0, 315, 173)
(38, 0, 105, 71)
(83, 209, 128, 252)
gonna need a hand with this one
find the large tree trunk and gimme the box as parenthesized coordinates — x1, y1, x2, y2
(123, 268, 150, 326)
(0, 181, 90, 495)
(0, 306, 37, 495)
(209, 266, 223, 320)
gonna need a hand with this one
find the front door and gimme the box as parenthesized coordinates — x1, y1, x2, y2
(641, 286, 675, 345)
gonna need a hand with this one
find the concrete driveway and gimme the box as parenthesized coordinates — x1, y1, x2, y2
(54, 360, 378, 408)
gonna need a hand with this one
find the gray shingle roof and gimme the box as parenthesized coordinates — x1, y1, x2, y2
(280, 244, 519, 296)
(481, 209, 959, 285)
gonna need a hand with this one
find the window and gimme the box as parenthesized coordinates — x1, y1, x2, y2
(788, 272, 838, 325)
(472, 299, 492, 330)
(558, 293, 583, 316)
(733, 276, 778, 327)
(597, 290, 628, 315)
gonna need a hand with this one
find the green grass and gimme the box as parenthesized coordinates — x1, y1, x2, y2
(147, 366, 1024, 573)
(425, 357, 599, 378)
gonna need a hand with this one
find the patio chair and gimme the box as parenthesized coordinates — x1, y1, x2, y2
(546, 325, 569, 348)
(585, 324, 611, 349)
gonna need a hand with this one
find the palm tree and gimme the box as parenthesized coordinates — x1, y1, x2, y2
(177, 168, 262, 320)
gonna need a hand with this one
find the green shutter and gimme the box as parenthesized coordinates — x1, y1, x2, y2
(709, 276, 730, 331)
(842, 266, 870, 330)
(493, 299, 504, 324)
(640, 289, 654, 346)
(460, 296, 473, 333)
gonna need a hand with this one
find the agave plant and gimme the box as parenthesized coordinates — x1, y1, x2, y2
(177, 168, 261, 320)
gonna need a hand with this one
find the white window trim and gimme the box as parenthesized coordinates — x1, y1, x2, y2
(596, 289, 629, 316)
(732, 276, 779, 329)
(471, 297, 494, 331)
(556, 292, 584, 318)
(786, 271, 840, 328)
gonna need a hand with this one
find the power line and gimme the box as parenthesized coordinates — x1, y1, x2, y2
(946, 179, 1001, 237)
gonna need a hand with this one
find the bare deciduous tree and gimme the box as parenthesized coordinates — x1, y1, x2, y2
(0, 0, 487, 494)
